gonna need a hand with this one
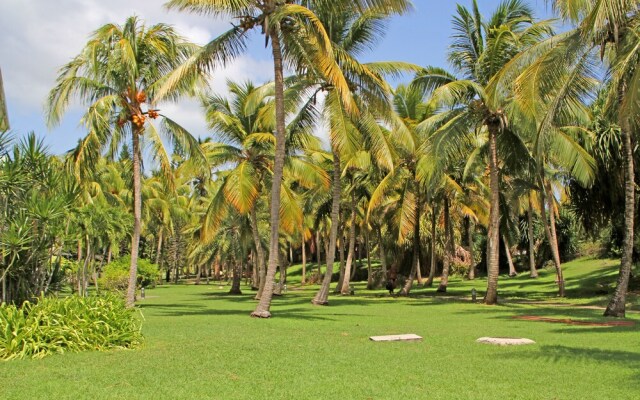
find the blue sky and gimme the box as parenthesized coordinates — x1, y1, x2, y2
(1, 0, 554, 156)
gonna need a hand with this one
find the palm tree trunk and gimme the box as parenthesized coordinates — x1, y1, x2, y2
(301, 235, 307, 285)
(366, 229, 373, 289)
(527, 196, 538, 278)
(250, 206, 267, 299)
(540, 179, 565, 297)
(314, 230, 322, 280)
(437, 197, 452, 293)
(484, 123, 501, 305)
(467, 217, 475, 280)
(312, 153, 341, 305)
(425, 207, 437, 287)
(126, 127, 143, 308)
(504, 235, 517, 276)
(377, 229, 387, 282)
(334, 234, 345, 293)
(251, 31, 287, 318)
(399, 191, 421, 296)
(229, 262, 242, 295)
(604, 127, 634, 317)
(155, 230, 163, 266)
(340, 193, 358, 295)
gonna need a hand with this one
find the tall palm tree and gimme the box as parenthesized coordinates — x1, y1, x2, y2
(413, 0, 552, 304)
(498, 0, 633, 314)
(46, 16, 207, 307)
(164, 0, 412, 317)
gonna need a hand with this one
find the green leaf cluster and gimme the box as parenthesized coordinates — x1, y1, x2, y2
(0, 294, 143, 360)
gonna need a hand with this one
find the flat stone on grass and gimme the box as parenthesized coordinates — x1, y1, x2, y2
(476, 337, 536, 346)
(369, 334, 423, 342)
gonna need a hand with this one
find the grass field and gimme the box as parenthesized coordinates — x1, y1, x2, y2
(1, 257, 638, 399)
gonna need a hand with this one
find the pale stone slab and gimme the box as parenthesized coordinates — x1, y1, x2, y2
(476, 337, 536, 346)
(369, 334, 423, 342)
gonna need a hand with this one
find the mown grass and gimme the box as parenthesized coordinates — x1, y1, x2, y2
(1, 257, 638, 399)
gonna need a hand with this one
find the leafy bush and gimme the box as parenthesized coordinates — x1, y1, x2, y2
(99, 257, 159, 292)
(0, 294, 143, 360)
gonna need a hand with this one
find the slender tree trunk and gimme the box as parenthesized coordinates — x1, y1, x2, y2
(155, 231, 163, 266)
(467, 217, 475, 280)
(527, 196, 538, 278)
(341, 193, 358, 295)
(335, 234, 346, 293)
(312, 152, 341, 305)
(251, 31, 287, 318)
(229, 262, 242, 295)
(126, 127, 143, 308)
(425, 207, 437, 287)
(351, 237, 360, 281)
(377, 229, 387, 282)
(485, 123, 501, 305)
(314, 230, 322, 280)
(504, 235, 517, 276)
(250, 206, 267, 299)
(400, 191, 421, 296)
(251, 251, 258, 290)
(437, 197, 452, 292)
(366, 230, 373, 289)
(605, 127, 634, 317)
(301, 235, 307, 285)
(540, 179, 565, 297)
(107, 245, 112, 265)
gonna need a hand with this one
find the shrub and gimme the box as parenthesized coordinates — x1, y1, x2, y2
(0, 294, 143, 360)
(99, 257, 159, 292)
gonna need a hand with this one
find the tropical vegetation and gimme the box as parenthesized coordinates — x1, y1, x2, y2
(1, 0, 640, 379)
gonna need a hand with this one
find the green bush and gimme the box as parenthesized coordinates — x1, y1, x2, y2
(0, 294, 143, 360)
(99, 257, 159, 292)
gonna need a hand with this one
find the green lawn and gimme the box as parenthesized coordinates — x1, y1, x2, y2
(1, 258, 638, 399)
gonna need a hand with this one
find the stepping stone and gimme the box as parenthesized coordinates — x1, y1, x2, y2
(369, 334, 423, 342)
(476, 337, 535, 346)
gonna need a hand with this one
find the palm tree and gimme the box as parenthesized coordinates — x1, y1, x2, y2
(413, 0, 552, 304)
(548, 0, 639, 317)
(164, 0, 413, 317)
(46, 16, 207, 307)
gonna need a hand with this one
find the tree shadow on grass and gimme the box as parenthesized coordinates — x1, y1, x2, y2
(140, 302, 352, 321)
(503, 345, 640, 382)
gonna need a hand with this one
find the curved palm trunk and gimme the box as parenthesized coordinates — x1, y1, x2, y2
(126, 127, 143, 308)
(251, 32, 287, 318)
(504, 235, 517, 277)
(425, 207, 437, 287)
(605, 128, 634, 317)
(527, 197, 538, 278)
(250, 206, 267, 299)
(312, 153, 341, 305)
(540, 179, 565, 297)
(467, 217, 475, 280)
(484, 124, 500, 305)
(340, 193, 358, 295)
(437, 197, 452, 293)
(399, 192, 421, 296)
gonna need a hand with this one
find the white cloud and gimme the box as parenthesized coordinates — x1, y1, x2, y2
(0, 0, 274, 153)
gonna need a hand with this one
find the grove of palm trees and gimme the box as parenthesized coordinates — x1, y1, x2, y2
(1, 1, 639, 399)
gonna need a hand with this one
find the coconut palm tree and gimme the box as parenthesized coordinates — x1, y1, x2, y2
(163, 0, 411, 317)
(545, 0, 639, 316)
(46, 16, 208, 307)
(412, 0, 552, 304)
